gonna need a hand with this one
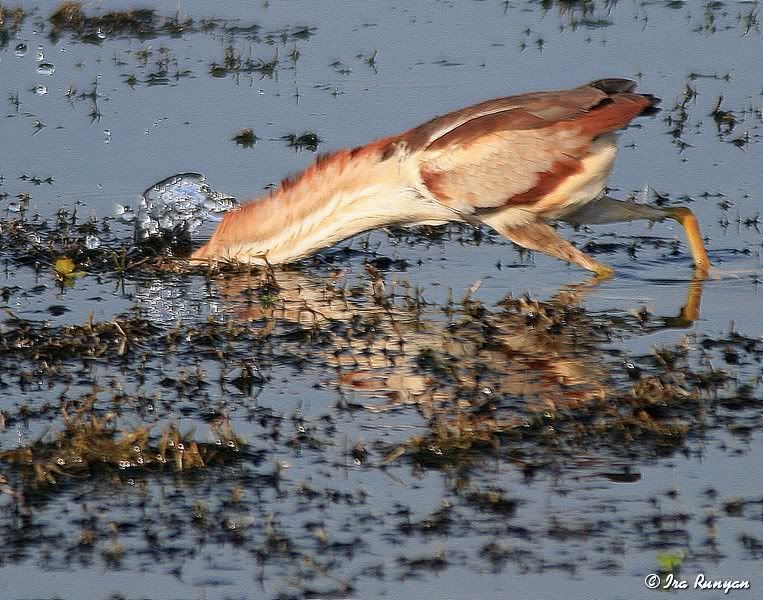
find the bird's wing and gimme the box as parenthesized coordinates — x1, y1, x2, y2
(403, 80, 654, 213)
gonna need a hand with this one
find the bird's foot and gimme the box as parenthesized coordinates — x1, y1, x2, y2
(664, 207, 711, 276)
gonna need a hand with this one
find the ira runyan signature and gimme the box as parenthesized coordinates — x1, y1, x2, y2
(661, 573, 751, 593)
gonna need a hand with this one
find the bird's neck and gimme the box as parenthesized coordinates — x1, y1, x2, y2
(237, 180, 404, 265)
(193, 141, 452, 265)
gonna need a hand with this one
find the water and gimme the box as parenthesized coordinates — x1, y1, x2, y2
(0, 2, 761, 600)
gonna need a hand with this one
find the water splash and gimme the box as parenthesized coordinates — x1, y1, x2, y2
(120, 173, 239, 242)
(85, 234, 101, 250)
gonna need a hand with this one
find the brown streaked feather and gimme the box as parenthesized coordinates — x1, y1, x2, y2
(505, 157, 584, 206)
(573, 93, 653, 136)
(425, 109, 548, 152)
(401, 84, 609, 152)
(419, 126, 591, 209)
(415, 80, 654, 212)
(193, 136, 397, 259)
(276, 135, 396, 195)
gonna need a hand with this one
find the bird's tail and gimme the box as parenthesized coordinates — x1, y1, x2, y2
(589, 78, 661, 115)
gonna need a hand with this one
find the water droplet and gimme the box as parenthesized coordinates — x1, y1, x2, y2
(15, 43, 28, 57)
(96, 28, 106, 40)
(36, 46, 44, 61)
(177, 443, 185, 451)
(133, 445, 141, 453)
(56, 458, 66, 465)
(104, 129, 111, 143)
(37, 63, 55, 76)
(85, 234, 100, 249)
(33, 85, 48, 95)
(118, 460, 130, 469)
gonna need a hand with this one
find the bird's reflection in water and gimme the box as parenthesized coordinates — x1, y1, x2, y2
(197, 267, 706, 420)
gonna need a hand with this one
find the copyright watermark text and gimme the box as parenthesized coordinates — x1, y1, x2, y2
(644, 573, 750, 594)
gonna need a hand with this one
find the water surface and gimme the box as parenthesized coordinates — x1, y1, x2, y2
(0, 1, 761, 599)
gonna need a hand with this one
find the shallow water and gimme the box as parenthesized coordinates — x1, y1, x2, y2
(1, 1, 762, 600)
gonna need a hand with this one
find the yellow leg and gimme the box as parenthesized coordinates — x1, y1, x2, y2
(664, 207, 710, 276)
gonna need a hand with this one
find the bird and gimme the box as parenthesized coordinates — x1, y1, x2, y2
(191, 78, 710, 276)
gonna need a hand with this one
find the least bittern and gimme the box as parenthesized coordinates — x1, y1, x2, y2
(192, 79, 710, 276)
